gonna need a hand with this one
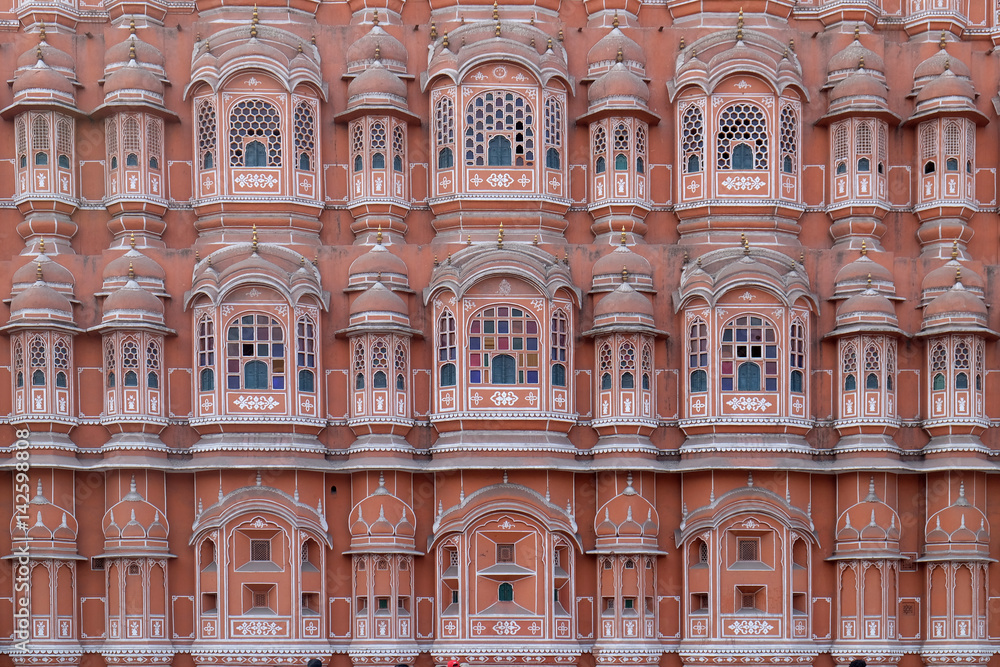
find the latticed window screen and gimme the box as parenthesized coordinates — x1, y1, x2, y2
(354, 340, 366, 390)
(250, 539, 271, 562)
(619, 341, 636, 388)
(966, 123, 975, 171)
(878, 124, 888, 172)
(56, 118, 73, 168)
(790, 320, 806, 392)
(392, 125, 405, 171)
(864, 343, 880, 389)
(464, 90, 534, 166)
(436, 96, 455, 147)
(394, 341, 407, 391)
(53, 338, 70, 389)
(779, 106, 797, 173)
(371, 339, 389, 389)
(682, 105, 704, 173)
(737, 538, 759, 561)
(32, 116, 50, 163)
(721, 316, 778, 392)
(252, 591, 268, 608)
(352, 124, 365, 171)
(717, 103, 767, 170)
(146, 117, 162, 169)
(122, 339, 139, 386)
(550, 310, 568, 387)
(920, 123, 937, 163)
(544, 98, 562, 148)
(641, 343, 652, 390)
(198, 316, 216, 391)
(593, 125, 608, 173)
(944, 122, 961, 160)
(468, 306, 539, 384)
(689, 319, 709, 392)
(146, 339, 160, 388)
(613, 123, 629, 170)
(197, 100, 217, 169)
(497, 544, 514, 563)
(16, 118, 26, 164)
(293, 101, 315, 171)
(370, 122, 387, 168)
(229, 99, 281, 167)
(226, 314, 285, 391)
(833, 124, 849, 173)
(123, 116, 141, 165)
(599, 342, 613, 390)
(843, 342, 858, 390)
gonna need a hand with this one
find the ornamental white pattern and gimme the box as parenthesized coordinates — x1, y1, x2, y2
(728, 619, 773, 635)
(234, 173, 279, 188)
(491, 391, 518, 407)
(721, 176, 767, 191)
(493, 620, 521, 635)
(234, 621, 281, 636)
(726, 396, 772, 411)
(233, 395, 280, 410)
(487, 173, 515, 188)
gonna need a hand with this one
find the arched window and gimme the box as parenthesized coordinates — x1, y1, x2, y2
(197, 100, 217, 172)
(32, 115, 49, 167)
(920, 123, 937, 176)
(779, 105, 796, 174)
(56, 118, 73, 170)
(944, 121, 961, 172)
(717, 103, 767, 170)
(352, 124, 365, 174)
(620, 342, 635, 388)
(392, 126, 405, 173)
(30, 337, 46, 388)
(122, 339, 139, 386)
(488, 136, 512, 166)
(200, 368, 215, 391)
(613, 123, 629, 170)
(435, 95, 455, 165)
(721, 315, 778, 392)
(372, 340, 389, 388)
(544, 97, 563, 169)
(690, 369, 707, 392)
(465, 90, 534, 167)
(293, 101, 315, 172)
(438, 148, 454, 169)
(931, 342, 947, 391)
(13, 339, 23, 389)
(440, 363, 456, 387)
(468, 307, 539, 385)
(229, 99, 281, 167)
(498, 582, 514, 602)
(15, 117, 26, 171)
(615, 154, 628, 170)
(842, 342, 857, 392)
(689, 318, 708, 381)
(226, 314, 284, 390)
(954, 340, 971, 388)
(198, 315, 216, 391)
(297, 315, 316, 392)
(394, 342, 407, 391)
(790, 321, 806, 393)
(635, 125, 646, 174)
(147, 117, 162, 171)
(599, 343, 613, 390)
(594, 126, 607, 174)
(550, 310, 568, 387)
(354, 340, 366, 391)
(546, 147, 560, 169)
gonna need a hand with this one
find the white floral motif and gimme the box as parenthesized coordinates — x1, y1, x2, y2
(726, 396, 772, 411)
(729, 619, 773, 635)
(493, 620, 521, 635)
(530, 299, 545, 311)
(234, 173, 279, 188)
(736, 79, 751, 90)
(235, 621, 281, 636)
(493, 66, 508, 78)
(233, 395, 280, 410)
(739, 291, 754, 301)
(491, 391, 518, 407)
(721, 176, 767, 191)
(487, 173, 515, 188)
(497, 279, 511, 295)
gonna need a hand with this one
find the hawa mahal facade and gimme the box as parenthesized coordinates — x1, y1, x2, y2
(5, 0, 1000, 666)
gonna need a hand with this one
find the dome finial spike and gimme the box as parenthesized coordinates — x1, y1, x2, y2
(741, 232, 750, 256)
(130, 232, 136, 249)
(952, 240, 959, 259)
(736, 6, 744, 41)
(372, 8, 379, 25)
(374, 44, 381, 61)
(940, 29, 947, 49)
(944, 57, 950, 71)
(497, 222, 504, 249)
(854, 24, 860, 39)
(250, 4, 259, 38)
(376, 224, 383, 245)
(36, 262, 43, 281)
(867, 273, 872, 288)
(860, 239, 867, 256)
(251, 223, 258, 253)
(442, 30, 450, 49)
(622, 266, 628, 283)
(858, 55, 864, 70)
(430, 22, 437, 40)
(128, 261, 135, 281)
(621, 225, 627, 246)
(612, 10, 619, 28)
(39, 21, 46, 42)
(38, 238, 45, 255)
(129, 40, 137, 62)
(679, 35, 685, 50)
(616, 46, 623, 63)
(493, 0, 499, 20)
(956, 266, 961, 284)
(129, 17, 136, 34)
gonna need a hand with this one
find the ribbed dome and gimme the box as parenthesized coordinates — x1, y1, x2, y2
(12, 62, 75, 98)
(349, 474, 415, 547)
(350, 280, 408, 317)
(104, 62, 164, 97)
(914, 49, 971, 83)
(17, 41, 75, 73)
(103, 249, 166, 283)
(10, 281, 73, 319)
(915, 69, 976, 105)
(922, 260, 984, 304)
(829, 70, 888, 103)
(835, 488, 901, 550)
(19, 482, 78, 544)
(347, 61, 407, 101)
(836, 289, 898, 327)
(594, 281, 653, 319)
(346, 25, 408, 71)
(349, 243, 408, 280)
(924, 282, 987, 322)
(103, 280, 164, 319)
(834, 251, 895, 297)
(588, 62, 649, 105)
(592, 243, 652, 288)
(587, 27, 645, 71)
(828, 37, 884, 78)
(12, 254, 74, 292)
(102, 478, 169, 544)
(105, 36, 165, 70)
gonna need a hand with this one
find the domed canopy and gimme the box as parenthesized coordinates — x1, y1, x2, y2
(102, 477, 170, 554)
(921, 257, 984, 306)
(349, 473, 417, 552)
(10, 481, 79, 555)
(348, 240, 409, 291)
(588, 62, 649, 106)
(347, 60, 407, 103)
(11, 250, 75, 298)
(827, 34, 885, 84)
(586, 280, 657, 335)
(923, 483, 990, 560)
(833, 288, 900, 334)
(11, 59, 76, 107)
(103, 247, 167, 292)
(913, 47, 971, 89)
(592, 241, 653, 293)
(834, 479, 901, 557)
(103, 60, 165, 100)
(833, 247, 896, 299)
(909, 68, 987, 124)
(346, 24, 408, 74)
(102, 279, 165, 325)
(8, 278, 75, 326)
(347, 280, 412, 331)
(105, 29, 166, 72)
(921, 279, 995, 337)
(587, 25, 645, 77)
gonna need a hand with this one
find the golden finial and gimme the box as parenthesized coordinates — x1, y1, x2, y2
(204, 39, 211, 53)
(300, 256, 305, 266)
(741, 232, 749, 256)
(546, 37, 552, 51)
(129, 17, 136, 34)
(433, 254, 439, 267)
(562, 248, 569, 265)
(530, 37, 535, 49)
(533, 234, 539, 245)
(858, 55, 864, 70)
(956, 267, 962, 284)
(128, 262, 135, 280)
(558, 28, 564, 42)
(443, 32, 450, 49)
(374, 44, 381, 61)
(36, 262, 42, 281)
(612, 10, 619, 28)
(207, 255, 212, 267)
(530, 16, 534, 25)
(789, 38, 795, 51)
(497, 222, 504, 249)
(952, 240, 959, 259)
(430, 22, 437, 39)
(377, 271, 382, 282)
(736, 7, 744, 41)
(372, 9, 379, 25)
(621, 225, 627, 246)
(467, 234, 472, 245)
(129, 40, 137, 61)
(495, 21, 501, 37)
(616, 47, 623, 63)
(799, 251, 805, 264)
(39, 22, 46, 42)
(854, 25, 860, 39)
(622, 266, 628, 283)
(298, 42, 303, 53)
(130, 232, 136, 249)
(36, 45, 43, 62)
(311, 35, 316, 45)
(944, 57, 950, 71)
(493, 0, 499, 20)
(867, 273, 872, 287)
(313, 252, 318, 266)
(939, 30, 947, 49)
(861, 239, 867, 256)
(195, 249, 200, 261)
(251, 223, 258, 253)
(250, 23, 257, 38)
(679, 36, 685, 50)
(250, 4, 259, 38)
(377, 224, 383, 245)
(782, 47, 788, 59)
(38, 238, 44, 254)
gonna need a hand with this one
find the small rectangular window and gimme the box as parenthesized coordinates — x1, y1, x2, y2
(737, 538, 758, 562)
(497, 544, 514, 563)
(252, 591, 269, 609)
(250, 539, 271, 562)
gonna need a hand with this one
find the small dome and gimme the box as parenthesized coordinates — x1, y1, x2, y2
(914, 49, 971, 83)
(348, 242, 409, 288)
(17, 40, 75, 73)
(12, 481, 78, 547)
(587, 27, 645, 72)
(347, 61, 407, 101)
(923, 282, 988, 322)
(836, 289, 898, 328)
(828, 37, 884, 78)
(588, 63, 649, 105)
(104, 63, 164, 98)
(12, 62, 75, 99)
(592, 243, 653, 293)
(829, 70, 888, 104)
(915, 69, 976, 106)
(12, 254, 74, 293)
(349, 474, 416, 549)
(9, 281, 73, 320)
(594, 281, 653, 320)
(346, 25, 408, 72)
(103, 248, 166, 284)
(350, 280, 408, 318)
(103, 478, 169, 545)
(834, 251, 895, 297)
(103, 280, 164, 319)
(105, 36, 165, 70)
(922, 259, 984, 304)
